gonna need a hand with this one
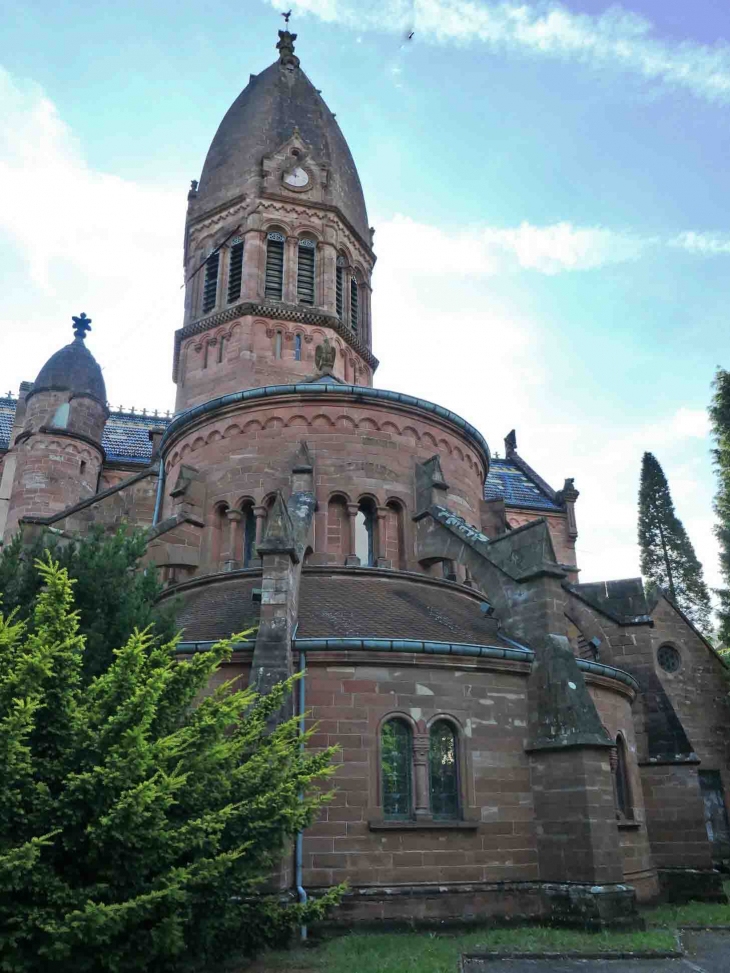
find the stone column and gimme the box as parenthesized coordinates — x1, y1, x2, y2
(413, 733, 431, 819)
(375, 506, 392, 568)
(345, 502, 360, 566)
(284, 236, 298, 304)
(242, 228, 265, 302)
(224, 509, 242, 571)
(250, 505, 268, 567)
(320, 240, 337, 314)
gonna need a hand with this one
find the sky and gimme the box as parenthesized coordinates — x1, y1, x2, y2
(1, 0, 728, 605)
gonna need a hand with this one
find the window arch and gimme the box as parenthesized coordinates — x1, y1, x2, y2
(429, 720, 459, 820)
(381, 718, 413, 820)
(202, 248, 220, 313)
(615, 734, 633, 820)
(227, 237, 244, 303)
(275, 330, 283, 359)
(50, 402, 70, 429)
(297, 238, 316, 305)
(355, 497, 376, 566)
(295, 333, 302, 361)
(265, 231, 285, 300)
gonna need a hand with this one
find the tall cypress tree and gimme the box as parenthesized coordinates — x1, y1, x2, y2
(709, 368, 730, 646)
(638, 451, 714, 636)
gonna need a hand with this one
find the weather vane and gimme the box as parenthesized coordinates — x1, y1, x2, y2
(282, 9, 292, 24)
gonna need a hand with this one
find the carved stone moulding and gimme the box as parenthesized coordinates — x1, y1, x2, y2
(172, 301, 379, 381)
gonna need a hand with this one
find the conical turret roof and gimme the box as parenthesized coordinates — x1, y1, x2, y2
(196, 35, 369, 243)
(31, 313, 107, 404)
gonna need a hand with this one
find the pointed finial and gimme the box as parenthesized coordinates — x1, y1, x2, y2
(277, 20, 299, 67)
(72, 312, 92, 340)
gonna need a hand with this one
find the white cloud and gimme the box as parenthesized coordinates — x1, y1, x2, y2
(0, 68, 182, 411)
(269, 0, 730, 104)
(378, 215, 647, 276)
(670, 231, 730, 255)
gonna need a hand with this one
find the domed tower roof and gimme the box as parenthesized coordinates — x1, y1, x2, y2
(196, 31, 369, 243)
(31, 313, 107, 404)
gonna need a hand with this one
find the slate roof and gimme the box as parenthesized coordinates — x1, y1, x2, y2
(172, 571, 514, 646)
(484, 457, 562, 511)
(0, 397, 172, 464)
(33, 335, 106, 404)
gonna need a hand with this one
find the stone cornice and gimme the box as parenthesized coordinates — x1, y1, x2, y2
(172, 300, 379, 381)
(159, 383, 491, 478)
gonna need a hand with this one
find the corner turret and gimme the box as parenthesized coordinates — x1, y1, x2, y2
(2, 314, 109, 542)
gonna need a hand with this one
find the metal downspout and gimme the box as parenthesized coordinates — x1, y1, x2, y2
(152, 457, 164, 526)
(296, 639, 308, 941)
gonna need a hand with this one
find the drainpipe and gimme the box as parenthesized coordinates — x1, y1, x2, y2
(152, 457, 164, 527)
(295, 637, 308, 941)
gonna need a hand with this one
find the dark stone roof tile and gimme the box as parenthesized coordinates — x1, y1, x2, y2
(484, 458, 561, 511)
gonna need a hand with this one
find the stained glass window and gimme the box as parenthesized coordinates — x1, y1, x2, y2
(382, 719, 412, 819)
(429, 721, 459, 820)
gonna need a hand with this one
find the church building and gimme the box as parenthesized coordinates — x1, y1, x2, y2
(1, 27, 728, 926)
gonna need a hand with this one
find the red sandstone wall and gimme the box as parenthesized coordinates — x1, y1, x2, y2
(588, 679, 658, 900)
(301, 652, 539, 901)
(506, 509, 576, 572)
(176, 318, 372, 412)
(162, 396, 487, 574)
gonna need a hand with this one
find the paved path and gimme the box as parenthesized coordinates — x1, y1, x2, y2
(462, 930, 730, 973)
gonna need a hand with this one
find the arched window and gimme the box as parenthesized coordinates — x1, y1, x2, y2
(297, 239, 316, 305)
(50, 402, 70, 429)
(202, 249, 220, 313)
(381, 719, 412, 819)
(295, 333, 302, 361)
(336, 255, 346, 319)
(615, 735, 633, 819)
(265, 232, 285, 300)
(350, 276, 359, 333)
(275, 330, 282, 359)
(429, 721, 459, 820)
(355, 498, 376, 566)
(227, 237, 244, 303)
(242, 505, 257, 567)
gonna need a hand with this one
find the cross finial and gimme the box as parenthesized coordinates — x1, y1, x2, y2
(72, 312, 92, 340)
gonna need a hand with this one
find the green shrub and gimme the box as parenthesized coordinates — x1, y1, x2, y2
(0, 556, 341, 972)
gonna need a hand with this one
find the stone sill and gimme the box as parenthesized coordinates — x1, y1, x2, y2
(369, 818, 479, 831)
(617, 820, 641, 831)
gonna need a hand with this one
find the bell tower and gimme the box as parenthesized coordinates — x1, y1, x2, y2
(174, 28, 378, 412)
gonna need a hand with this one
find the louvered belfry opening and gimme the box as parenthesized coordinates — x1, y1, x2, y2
(202, 250, 220, 313)
(265, 232, 285, 300)
(350, 276, 359, 333)
(227, 238, 244, 304)
(336, 255, 346, 319)
(297, 239, 316, 305)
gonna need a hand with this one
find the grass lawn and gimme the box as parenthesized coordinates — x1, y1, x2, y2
(243, 880, 730, 972)
(644, 879, 730, 928)
(246, 927, 677, 973)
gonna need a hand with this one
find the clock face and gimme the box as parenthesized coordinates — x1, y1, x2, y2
(283, 166, 309, 188)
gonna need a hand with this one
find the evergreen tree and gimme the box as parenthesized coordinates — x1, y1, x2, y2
(638, 451, 714, 636)
(709, 368, 730, 646)
(0, 556, 341, 972)
(0, 525, 178, 681)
